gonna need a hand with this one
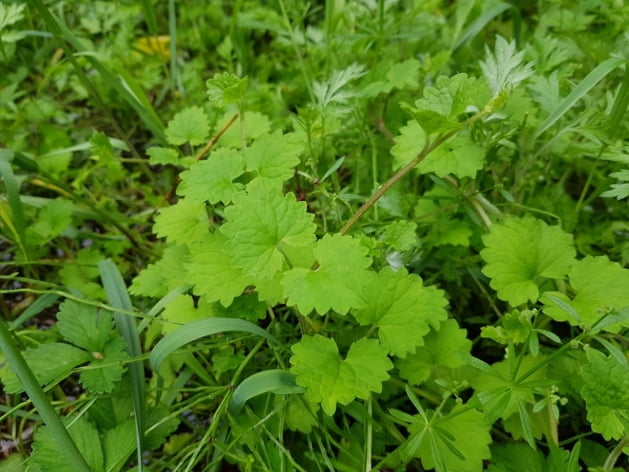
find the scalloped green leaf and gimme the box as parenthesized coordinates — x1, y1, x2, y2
(290, 335, 392, 415)
(165, 106, 210, 146)
(153, 199, 209, 244)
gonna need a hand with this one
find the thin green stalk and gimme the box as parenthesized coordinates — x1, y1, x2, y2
(604, 436, 629, 471)
(0, 318, 90, 471)
(339, 109, 489, 235)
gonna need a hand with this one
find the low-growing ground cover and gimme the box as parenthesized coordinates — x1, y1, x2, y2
(0, 1, 628, 471)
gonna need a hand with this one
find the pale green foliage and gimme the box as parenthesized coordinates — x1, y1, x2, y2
(381, 220, 418, 251)
(184, 233, 252, 306)
(57, 300, 112, 352)
(130, 244, 189, 298)
(391, 120, 426, 169)
(427, 219, 472, 247)
(543, 256, 629, 330)
(363, 58, 421, 96)
(417, 134, 485, 178)
(313, 63, 365, 109)
(221, 180, 316, 280)
(26, 198, 73, 245)
(80, 337, 128, 394)
(481, 310, 534, 345)
(160, 295, 215, 334)
(481, 216, 576, 306)
(580, 348, 629, 440)
(601, 169, 629, 200)
(178, 148, 245, 204)
(290, 335, 392, 415)
(283, 233, 372, 315)
(165, 106, 210, 146)
(0, 343, 90, 394)
(216, 111, 271, 148)
(146, 147, 179, 166)
(245, 131, 303, 183)
(206, 72, 248, 106)
(353, 268, 448, 357)
(153, 199, 208, 244)
(481, 36, 533, 95)
(398, 319, 472, 384)
(409, 405, 492, 472)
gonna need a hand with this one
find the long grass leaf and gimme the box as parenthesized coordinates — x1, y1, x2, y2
(0, 319, 91, 471)
(98, 259, 145, 471)
(607, 61, 629, 139)
(0, 149, 28, 260)
(150, 318, 277, 373)
(229, 370, 304, 413)
(9, 293, 59, 329)
(29, 0, 165, 142)
(534, 57, 625, 138)
(168, 0, 178, 91)
(140, 0, 158, 36)
(453, 2, 511, 51)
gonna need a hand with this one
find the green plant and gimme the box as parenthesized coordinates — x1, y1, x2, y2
(1, 1, 629, 471)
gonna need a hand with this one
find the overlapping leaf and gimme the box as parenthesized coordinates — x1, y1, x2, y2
(290, 335, 392, 415)
(283, 234, 372, 315)
(165, 106, 210, 146)
(153, 199, 209, 244)
(353, 268, 448, 357)
(481, 216, 575, 306)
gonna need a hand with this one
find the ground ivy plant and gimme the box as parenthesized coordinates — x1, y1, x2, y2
(1, 1, 628, 471)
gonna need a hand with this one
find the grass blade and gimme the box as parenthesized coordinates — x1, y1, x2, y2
(453, 2, 512, 51)
(0, 149, 28, 260)
(98, 259, 145, 470)
(9, 293, 59, 329)
(0, 318, 90, 471)
(168, 0, 179, 91)
(534, 57, 625, 138)
(140, 0, 158, 36)
(150, 317, 277, 373)
(607, 61, 629, 139)
(229, 369, 304, 413)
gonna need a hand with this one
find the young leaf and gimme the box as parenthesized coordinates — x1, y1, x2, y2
(481, 215, 575, 306)
(57, 300, 113, 353)
(229, 369, 304, 413)
(391, 120, 426, 169)
(244, 131, 303, 184)
(184, 233, 253, 307)
(26, 198, 73, 245)
(221, 179, 316, 281)
(416, 134, 485, 179)
(381, 220, 418, 251)
(153, 199, 209, 244)
(480, 35, 533, 95)
(282, 233, 372, 315)
(130, 244, 189, 298)
(353, 268, 448, 357)
(177, 148, 245, 204)
(580, 348, 629, 440)
(165, 106, 210, 146)
(206, 72, 248, 106)
(543, 256, 629, 330)
(146, 146, 179, 166)
(290, 335, 392, 415)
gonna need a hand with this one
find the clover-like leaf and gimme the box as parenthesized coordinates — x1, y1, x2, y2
(290, 335, 392, 415)
(283, 233, 372, 315)
(165, 106, 210, 146)
(154, 199, 209, 244)
(580, 348, 629, 440)
(221, 179, 316, 281)
(177, 148, 245, 204)
(481, 216, 576, 306)
(353, 268, 447, 357)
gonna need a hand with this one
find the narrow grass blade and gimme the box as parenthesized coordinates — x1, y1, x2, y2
(0, 149, 28, 259)
(150, 318, 277, 373)
(168, 0, 179, 91)
(229, 370, 304, 413)
(140, 0, 158, 36)
(98, 259, 145, 470)
(9, 293, 59, 329)
(453, 2, 511, 51)
(0, 318, 90, 471)
(607, 61, 629, 139)
(534, 57, 625, 138)
(29, 0, 165, 142)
